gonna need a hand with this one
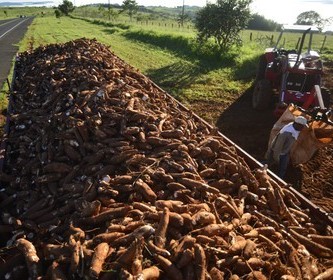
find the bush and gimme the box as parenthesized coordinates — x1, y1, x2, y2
(195, 0, 252, 51)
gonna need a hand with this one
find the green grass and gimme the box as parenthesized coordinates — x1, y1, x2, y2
(19, 16, 241, 78)
(7, 15, 205, 95)
(18, 16, 95, 48)
(1, 11, 333, 125)
(241, 29, 333, 60)
(0, 7, 53, 19)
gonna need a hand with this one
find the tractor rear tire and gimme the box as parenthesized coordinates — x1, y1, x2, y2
(255, 55, 267, 82)
(252, 79, 272, 110)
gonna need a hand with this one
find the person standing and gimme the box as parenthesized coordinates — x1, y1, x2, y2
(266, 116, 308, 178)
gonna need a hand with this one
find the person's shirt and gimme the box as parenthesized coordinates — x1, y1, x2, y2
(270, 122, 300, 162)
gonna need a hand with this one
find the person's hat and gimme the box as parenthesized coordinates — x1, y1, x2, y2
(294, 116, 308, 127)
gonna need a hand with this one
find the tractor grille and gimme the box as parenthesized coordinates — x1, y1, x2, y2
(286, 72, 319, 92)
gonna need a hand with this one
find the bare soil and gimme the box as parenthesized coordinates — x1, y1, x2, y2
(287, 61, 333, 212)
(190, 60, 333, 213)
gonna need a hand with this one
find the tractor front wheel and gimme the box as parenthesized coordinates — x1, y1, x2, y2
(252, 79, 272, 110)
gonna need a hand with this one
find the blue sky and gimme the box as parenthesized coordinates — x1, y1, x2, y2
(3, 0, 333, 29)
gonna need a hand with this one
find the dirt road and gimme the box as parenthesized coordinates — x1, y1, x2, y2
(0, 17, 34, 89)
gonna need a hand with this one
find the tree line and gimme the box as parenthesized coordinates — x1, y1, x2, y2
(55, 0, 332, 52)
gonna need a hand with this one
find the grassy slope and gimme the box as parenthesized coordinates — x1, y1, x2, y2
(1, 10, 332, 125)
(21, 16, 196, 84)
(14, 15, 258, 117)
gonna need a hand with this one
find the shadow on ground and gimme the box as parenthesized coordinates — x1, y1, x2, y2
(215, 86, 307, 186)
(123, 30, 228, 67)
(145, 61, 203, 91)
(216, 86, 277, 162)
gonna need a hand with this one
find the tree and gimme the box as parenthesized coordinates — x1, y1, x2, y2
(4, 10, 7, 17)
(58, 0, 75, 16)
(121, 0, 138, 21)
(98, 4, 104, 12)
(106, 6, 118, 21)
(178, 0, 186, 27)
(296, 11, 321, 26)
(247, 14, 280, 31)
(55, 9, 61, 18)
(195, 0, 252, 51)
(177, 12, 191, 26)
(295, 11, 333, 31)
(295, 10, 326, 31)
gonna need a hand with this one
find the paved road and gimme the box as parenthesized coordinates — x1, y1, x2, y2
(0, 17, 34, 90)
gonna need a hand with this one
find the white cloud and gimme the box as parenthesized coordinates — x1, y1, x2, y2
(250, 0, 333, 30)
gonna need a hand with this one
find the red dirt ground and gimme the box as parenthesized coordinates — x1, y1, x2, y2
(288, 61, 333, 212)
(190, 60, 333, 213)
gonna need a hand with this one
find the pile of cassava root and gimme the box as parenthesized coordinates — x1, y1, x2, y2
(1, 38, 333, 280)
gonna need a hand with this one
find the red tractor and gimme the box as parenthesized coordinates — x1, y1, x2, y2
(252, 25, 331, 116)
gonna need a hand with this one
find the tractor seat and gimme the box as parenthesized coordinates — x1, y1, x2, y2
(287, 53, 299, 68)
(287, 52, 322, 70)
(302, 50, 320, 61)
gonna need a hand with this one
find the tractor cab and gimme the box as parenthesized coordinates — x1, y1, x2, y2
(252, 25, 331, 116)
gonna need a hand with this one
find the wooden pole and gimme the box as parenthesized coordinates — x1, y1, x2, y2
(320, 35, 327, 53)
(181, 0, 185, 27)
(6, 78, 11, 92)
(108, 0, 110, 21)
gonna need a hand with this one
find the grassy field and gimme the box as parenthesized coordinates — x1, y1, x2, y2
(2, 14, 260, 119)
(1, 10, 333, 124)
(0, 6, 54, 18)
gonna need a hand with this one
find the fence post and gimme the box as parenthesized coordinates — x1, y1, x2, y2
(320, 35, 327, 53)
(250, 32, 252, 41)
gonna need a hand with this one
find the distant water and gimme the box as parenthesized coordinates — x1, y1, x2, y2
(0, 1, 54, 7)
